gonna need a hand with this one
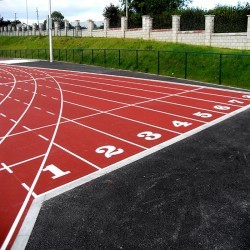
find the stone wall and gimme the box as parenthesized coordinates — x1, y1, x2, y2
(1, 15, 250, 50)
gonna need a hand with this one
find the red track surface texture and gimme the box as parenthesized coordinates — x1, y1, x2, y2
(0, 65, 250, 249)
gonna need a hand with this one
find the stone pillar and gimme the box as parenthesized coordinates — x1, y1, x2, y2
(247, 15, 250, 49)
(38, 23, 43, 35)
(64, 19, 69, 35)
(142, 15, 153, 40)
(205, 15, 215, 46)
(8, 24, 12, 35)
(104, 18, 110, 37)
(104, 18, 110, 30)
(172, 15, 180, 43)
(54, 21, 59, 35)
(75, 20, 81, 37)
(32, 23, 37, 35)
(121, 16, 128, 38)
(87, 19, 94, 37)
(75, 20, 80, 31)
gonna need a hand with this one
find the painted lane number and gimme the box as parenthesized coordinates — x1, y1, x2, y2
(242, 95, 250, 99)
(228, 99, 244, 104)
(43, 164, 71, 179)
(137, 131, 162, 141)
(193, 112, 212, 118)
(214, 105, 230, 111)
(96, 146, 124, 158)
(173, 120, 192, 127)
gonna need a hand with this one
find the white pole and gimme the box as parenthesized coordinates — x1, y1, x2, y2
(48, 0, 53, 62)
(126, 0, 128, 18)
(26, 0, 28, 26)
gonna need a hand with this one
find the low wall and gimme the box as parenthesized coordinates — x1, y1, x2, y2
(1, 15, 250, 50)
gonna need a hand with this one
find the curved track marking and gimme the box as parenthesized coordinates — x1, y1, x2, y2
(0, 69, 17, 105)
(0, 68, 37, 144)
(1, 68, 64, 250)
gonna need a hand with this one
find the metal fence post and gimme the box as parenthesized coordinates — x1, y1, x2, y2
(219, 54, 222, 85)
(184, 52, 188, 79)
(103, 49, 106, 65)
(157, 51, 160, 74)
(136, 50, 138, 69)
(118, 49, 121, 66)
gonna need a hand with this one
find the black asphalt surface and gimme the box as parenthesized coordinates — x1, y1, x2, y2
(13, 61, 250, 249)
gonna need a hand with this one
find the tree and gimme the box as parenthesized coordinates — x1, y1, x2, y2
(129, 0, 192, 16)
(103, 4, 121, 28)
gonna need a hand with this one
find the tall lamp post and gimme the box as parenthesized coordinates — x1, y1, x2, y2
(48, 0, 53, 62)
(26, 0, 28, 26)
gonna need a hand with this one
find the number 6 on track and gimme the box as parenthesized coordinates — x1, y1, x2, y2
(96, 146, 124, 158)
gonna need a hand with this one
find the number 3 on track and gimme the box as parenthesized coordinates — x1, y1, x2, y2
(137, 131, 162, 141)
(96, 146, 124, 158)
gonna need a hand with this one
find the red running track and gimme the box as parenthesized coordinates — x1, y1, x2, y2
(0, 65, 250, 249)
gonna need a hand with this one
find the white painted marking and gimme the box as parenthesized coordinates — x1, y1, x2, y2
(34, 106, 41, 110)
(46, 111, 55, 115)
(10, 119, 17, 123)
(38, 135, 49, 141)
(53, 142, 101, 170)
(21, 183, 38, 198)
(96, 146, 124, 158)
(22, 126, 31, 131)
(1, 163, 13, 173)
(0, 113, 6, 117)
(137, 131, 162, 141)
(43, 164, 71, 179)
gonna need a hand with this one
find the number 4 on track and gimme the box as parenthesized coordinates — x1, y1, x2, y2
(172, 120, 192, 127)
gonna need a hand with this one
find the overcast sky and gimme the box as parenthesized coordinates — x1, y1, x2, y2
(0, 0, 247, 25)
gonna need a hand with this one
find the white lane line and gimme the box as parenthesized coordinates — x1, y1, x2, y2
(135, 105, 207, 124)
(53, 142, 101, 170)
(0, 68, 38, 145)
(1, 163, 13, 174)
(14, 99, 20, 102)
(55, 73, 192, 93)
(0, 154, 45, 171)
(47, 111, 55, 115)
(52, 97, 58, 100)
(34, 106, 41, 110)
(62, 89, 127, 105)
(195, 90, 250, 101)
(38, 135, 49, 141)
(0, 113, 6, 117)
(1, 68, 64, 250)
(0, 69, 17, 105)
(10, 119, 17, 123)
(156, 99, 227, 115)
(59, 81, 162, 101)
(63, 116, 148, 150)
(22, 183, 38, 198)
(23, 126, 31, 131)
(176, 94, 244, 108)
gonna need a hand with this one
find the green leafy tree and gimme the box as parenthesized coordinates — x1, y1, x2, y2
(129, 0, 192, 15)
(103, 4, 121, 28)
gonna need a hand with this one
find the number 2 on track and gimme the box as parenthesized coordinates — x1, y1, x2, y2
(96, 146, 124, 158)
